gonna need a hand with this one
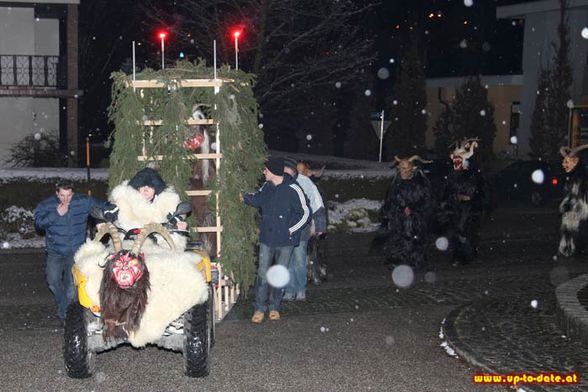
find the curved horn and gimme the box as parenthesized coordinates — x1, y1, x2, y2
(414, 156, 433, 164)
(394, 156, 402, 162)
(571, 143, 588, 156)
(560, 146, 572, 157)
(407, 155, 420, 162)
(309, 165, 325, 178)
(131, 223, 175, 255)
(94, 223, 122, 252)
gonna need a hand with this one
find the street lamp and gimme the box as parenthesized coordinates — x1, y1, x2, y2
(158, 31, 167, 69)
(233, 30, 241, 70)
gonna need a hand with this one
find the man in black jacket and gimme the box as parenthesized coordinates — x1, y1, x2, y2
(243, 157, 311, 324)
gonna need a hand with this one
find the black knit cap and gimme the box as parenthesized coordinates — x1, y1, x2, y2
(284, 156, 298, 170)
(265, 157, 284, 176)
(128, 167, 167, 195)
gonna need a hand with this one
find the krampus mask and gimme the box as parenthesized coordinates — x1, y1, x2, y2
(560, 144, 588, 173)
(96, 223, 174, 341)
(450, 138, 479, 171)
(394, 155, 431, 180)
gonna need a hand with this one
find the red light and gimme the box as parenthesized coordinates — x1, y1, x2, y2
(158, 31, 167, 40)
(551, 178, 558, 185)
(233, 30, 241, 38)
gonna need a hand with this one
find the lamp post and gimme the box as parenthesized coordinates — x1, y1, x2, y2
(233, 30, 241, 70)
(158, 31, 167, 69)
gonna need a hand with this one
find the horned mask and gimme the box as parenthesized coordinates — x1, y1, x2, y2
(95, 222, 175, 340)
(394, 155, 432, 180)
(450, 138, 479, 170)
(560, 144, 588, 173)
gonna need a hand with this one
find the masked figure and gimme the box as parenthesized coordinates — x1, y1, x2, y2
(558, 144, 588, 257)
(377, 155, 433, 270)
(441, 138, 488, 265)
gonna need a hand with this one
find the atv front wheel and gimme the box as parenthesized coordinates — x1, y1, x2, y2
(184, 300, 210, 377)
(63, 303, 94, 378)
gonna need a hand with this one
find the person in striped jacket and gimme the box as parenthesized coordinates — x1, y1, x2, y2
(242, 157, 311, 324)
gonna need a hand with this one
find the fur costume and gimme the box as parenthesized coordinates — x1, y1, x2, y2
(440, 138, 488, 265)
(375, 156, 433, 269)
(558, 145, 588, 257)
(73, 182, 208, 347)
(109, 181, 188, 250)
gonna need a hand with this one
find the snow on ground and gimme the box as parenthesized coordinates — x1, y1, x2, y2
(0, 154, 389, 248)
(0, 167, 108, 182)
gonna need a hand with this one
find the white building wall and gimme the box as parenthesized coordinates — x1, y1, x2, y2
(0, 7, 34, 54)
(35, 18, 59, 56)
(498, 2, 588, 157)
(0, 6, 60, 165)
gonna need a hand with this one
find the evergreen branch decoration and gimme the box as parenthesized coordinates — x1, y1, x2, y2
(108, 60, 266, 289)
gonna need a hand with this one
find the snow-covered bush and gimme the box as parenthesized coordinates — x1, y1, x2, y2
(327, 199, 382, 232)
(1, 206, 36, 239)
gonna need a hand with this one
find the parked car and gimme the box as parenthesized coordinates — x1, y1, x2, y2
(495, 160, 564, 206)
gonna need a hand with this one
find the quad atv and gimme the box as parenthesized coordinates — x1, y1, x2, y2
(63, 203, 215, 378)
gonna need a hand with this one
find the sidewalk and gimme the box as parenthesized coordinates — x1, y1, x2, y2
(441, 206, 588, 392)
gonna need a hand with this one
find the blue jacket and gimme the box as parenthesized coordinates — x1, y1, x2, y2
(34, 193, 107, 255)
(244, 174, 311, 247)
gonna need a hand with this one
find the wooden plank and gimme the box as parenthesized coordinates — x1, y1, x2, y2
(193, 153, 222, 160)
(128, 79, 231, 89)
(194, 226, 223, 233)
(137, 153, 222, 161)
(142, 119, 214, 126)
(186, 190, 212, 196)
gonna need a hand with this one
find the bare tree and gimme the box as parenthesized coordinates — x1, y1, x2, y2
(142, 0, 378, 151)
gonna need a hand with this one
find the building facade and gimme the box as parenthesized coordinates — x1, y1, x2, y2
(425, 0, 588, 158)
(0, 0, 80, 165)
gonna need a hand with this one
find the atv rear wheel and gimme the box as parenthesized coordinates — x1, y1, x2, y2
(208, 285, 216, 348)
(63, 303, 94, 378)
(183, 298, 211, 377)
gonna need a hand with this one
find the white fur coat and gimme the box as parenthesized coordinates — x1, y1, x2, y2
(74, 182, 208, 347)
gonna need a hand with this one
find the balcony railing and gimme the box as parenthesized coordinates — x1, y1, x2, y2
(0, 55, 63, 88)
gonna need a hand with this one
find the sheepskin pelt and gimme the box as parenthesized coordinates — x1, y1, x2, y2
(110, 182, 180, 229)
(74, 239, 208, 347)
(110, 182, 187, 250)
(559, 168, 588, 256)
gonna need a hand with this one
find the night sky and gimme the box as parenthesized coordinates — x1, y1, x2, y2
(80, 0, 534, 142)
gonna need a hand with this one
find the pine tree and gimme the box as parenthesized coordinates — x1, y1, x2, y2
(529, 0, 572, 159)
(452, 75, 496, 162)
(385, 41, 427, 159)
(433, 105, 455, 159)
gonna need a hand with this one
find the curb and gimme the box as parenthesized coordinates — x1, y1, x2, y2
(556, 273, 588, 345)
(442, 303, 547, 392)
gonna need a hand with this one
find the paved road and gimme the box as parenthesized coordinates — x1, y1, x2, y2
(0, 206, 585, 391)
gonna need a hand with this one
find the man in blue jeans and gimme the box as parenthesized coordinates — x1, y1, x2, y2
(242, 157, 310, 324)
(283, 157, 326, 301)
(34, 181, 107, 322)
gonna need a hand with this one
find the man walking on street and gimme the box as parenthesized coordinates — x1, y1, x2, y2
(34, 181, 107, 322)
(283, 157, 326, 301)
(242, 157, 311, 324)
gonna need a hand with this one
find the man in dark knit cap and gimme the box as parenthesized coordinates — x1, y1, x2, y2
(242, 156, 311, 324)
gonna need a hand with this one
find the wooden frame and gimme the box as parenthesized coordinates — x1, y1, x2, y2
(132, 77, 237, 321)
